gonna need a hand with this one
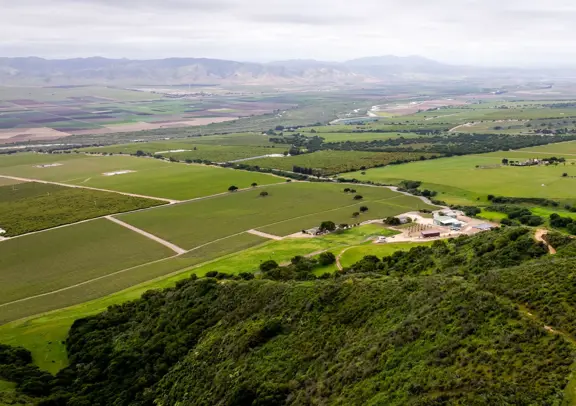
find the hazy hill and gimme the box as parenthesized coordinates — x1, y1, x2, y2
(0, 55, 553, 86)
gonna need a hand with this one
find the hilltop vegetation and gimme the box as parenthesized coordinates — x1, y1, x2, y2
(3, 227, 576, 405)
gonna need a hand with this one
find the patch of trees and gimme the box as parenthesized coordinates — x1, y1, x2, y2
(397, 180, 439, 200)
(322, 133, 576, 157)
(292, 165, 321, 176)
(0, 344, 53, 398)
(549, 213, 576, 235)
(489, 195, 560, 207)
(343, 227, 549, 277)
(384, 217, 402, 226)
(485, 205, 544, 226)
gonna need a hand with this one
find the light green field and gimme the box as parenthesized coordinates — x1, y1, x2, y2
(519, 141, 576, 155)
(338, 242, 432, 268)
(120, 182, 437, 249)
(0, 224, 394, 374)
(82, 142, 288, 162)
(347, 154, 576, 205)
(190, 133, 276, 146)
(478, 209, 508, 222)
(0, 219, 174, 308)
(0, 153, 282, 200)
(0, 153, 80, 169)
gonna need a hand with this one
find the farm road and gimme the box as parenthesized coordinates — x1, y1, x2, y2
(105, 216, 187, 255)
(247, 229, 283, 240)
(0, 174, 179, 203)
(535, 229, 557, 255)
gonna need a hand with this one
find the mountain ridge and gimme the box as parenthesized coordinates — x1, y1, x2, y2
(0, 55, 566, 86)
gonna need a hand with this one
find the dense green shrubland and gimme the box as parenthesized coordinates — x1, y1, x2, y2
(4, 227, 576, 405)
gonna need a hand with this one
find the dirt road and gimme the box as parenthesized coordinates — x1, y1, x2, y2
(105, 216, 187, 255)
(247, 229, 283, 241)
(0, 174, 179, 204)
(535, 229, 557, 255)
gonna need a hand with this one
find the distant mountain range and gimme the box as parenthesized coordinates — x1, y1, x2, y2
(0, 55, 568, 86)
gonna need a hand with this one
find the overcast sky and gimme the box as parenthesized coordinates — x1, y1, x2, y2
(1, 0, 575, 67)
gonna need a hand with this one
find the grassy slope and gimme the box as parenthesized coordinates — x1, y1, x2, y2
(0, 154, 282, 200)
(0, 219, 174, 307)
(120, 182, 436, 249)
(338, 242, 433, 268)
(0, 225, 390, 373)
(347, 154, 576, 205)
(0, 182, 163, 236)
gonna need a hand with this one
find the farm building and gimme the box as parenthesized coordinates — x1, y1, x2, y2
(397, 215, 412, 224)
(421, 230, 441, 238)
(441, 210, 459, 218)
(474, 223, 495, 231)
(434, 216, 462, 227)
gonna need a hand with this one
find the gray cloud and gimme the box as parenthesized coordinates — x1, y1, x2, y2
(1, 0, 576, 67)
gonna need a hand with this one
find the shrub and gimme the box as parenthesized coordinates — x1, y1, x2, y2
(318, 252, 336, 266)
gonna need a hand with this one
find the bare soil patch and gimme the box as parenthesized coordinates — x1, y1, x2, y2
(373, 99, 468, 116)
(0, 127, 71, 144)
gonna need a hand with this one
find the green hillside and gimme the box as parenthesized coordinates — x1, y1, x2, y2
(2, 227, 576, 405)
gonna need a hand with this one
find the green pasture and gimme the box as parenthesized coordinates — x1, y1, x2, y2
(0, 154, 282, 200)
(0, 152, 80, 169)
(0, 218, 174, 308)
(0, 224, 394, 374)
(248, 150, 434, 175)
(120, 182, 436, 250)
(519, 141, 576, 155)
(0, 232, 267, 327)
(347, 154, 576, 205)
(195, 133, 273, 146)
(0, 182, 163, 236)
(83, 142, 288, 162)
(478, 209, 508, 222)
(338, 241, 432, 269)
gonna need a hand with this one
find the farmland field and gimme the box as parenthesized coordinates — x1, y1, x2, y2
(0, 218, 175, 307)
(83, 142, 288, 162)
(0, 153, 283, 200)
(347, 154, 576, 205)
(0, 182, 163, 236)
(119, 182, 437, 249)
(0, 232, 268, 326)
(0, 86, 298, 143)
(247, 150, 436, 175)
